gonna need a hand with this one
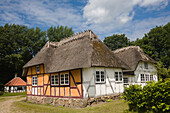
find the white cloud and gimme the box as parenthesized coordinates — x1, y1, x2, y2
(140, 0, 168, 7)
(83, 0, 168, 25)
(82, 0, 169, 40)
(83, 0, 136, 25)
(123, 15, 170, 40)
(0, 0, 83, 28)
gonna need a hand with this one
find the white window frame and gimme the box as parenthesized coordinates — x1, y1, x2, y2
(51, 75, 59, 85)
(141, 74, 145, 82)
(141, 73, 154, 82)
(60, 73, 69, 85)
(123, 77, 128, 84)
(144, 62, 148, 69)
(32, 76, 37, 86)
(95, 71, 105, 83)
(115, 72, 123, 82)
(36, 66, 40, 73)
(150, 75, 153, 81)
(145, 74, 150, 81)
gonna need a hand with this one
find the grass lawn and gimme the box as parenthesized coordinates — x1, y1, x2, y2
(0, 92, 26, 97)
(13, 99, 130, 113)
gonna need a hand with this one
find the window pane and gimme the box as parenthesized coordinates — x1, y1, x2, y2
(150, 75, 153, 81)
(96, 71, 100, 82)
(61, 81, 64, 84)
(119, 75, 122, 81)
(36, 66, 40, 73)
(144, 63, 148, 69)
(115, 72, 118, 81)
(141, 74, 145, 82)
(55, 75, 58, 84)
(61, 74, 64, 84)
(101, 71, 104, 75)
(101, 74, 104, 82)
(96, 71, 99, 75)
(145, 74, 149, 81)
(65, 80, 69, 84)
(123, 78, 128, 83)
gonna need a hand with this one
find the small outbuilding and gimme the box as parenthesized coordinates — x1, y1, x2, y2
(4, 74, 26, 93)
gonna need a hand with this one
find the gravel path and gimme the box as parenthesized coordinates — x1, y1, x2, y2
(0, 96, 25, 113)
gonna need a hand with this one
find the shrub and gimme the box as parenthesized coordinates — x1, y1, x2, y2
(122, 80, 170, 112)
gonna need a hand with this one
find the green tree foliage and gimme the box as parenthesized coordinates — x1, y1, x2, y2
(103, 34, 133, 51)
(135, 23, 170, 67)
(0, 24, 46, 84)
(156, 62, 170, 80)
(47, 25, 74, 42)
(122, 80, 170, 112)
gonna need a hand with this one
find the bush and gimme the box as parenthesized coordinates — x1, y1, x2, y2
(122, 80, 170, 112)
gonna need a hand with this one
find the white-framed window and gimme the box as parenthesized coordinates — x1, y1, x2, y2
(123, 77, 128, 84)
(32, 76, 37, 86)
(115, 72, 123, 82)
(141, 74, 154, 82)
(36, 66, 40, 73)
(60, 73, 69, 85)
(150, 75, 153, 81)
(144, 63, 148, 69)
(95, 71, 105, 83)
(51, 75, 59, 85)
(145, 74, 149, 81)
(141, 74, 145, 82)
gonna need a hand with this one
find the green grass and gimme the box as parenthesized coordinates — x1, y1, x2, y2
(0, 92, 26, 97)
(0, 98, 10, 102)
(12, 99, 130, 113)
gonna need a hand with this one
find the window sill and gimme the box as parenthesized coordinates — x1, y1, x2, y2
(95, 82, 105, 84)
(115, 81, 123, 83)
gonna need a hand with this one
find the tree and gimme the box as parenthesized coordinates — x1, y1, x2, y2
(135, 22, 170, 67)
(103, 34, 132, 51)
(156, 62, 170, 80)
(0, 24, 46, 85)
(47, 25, 74, 42)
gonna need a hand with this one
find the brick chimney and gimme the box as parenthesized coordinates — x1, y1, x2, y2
(15, 73, 17, 78)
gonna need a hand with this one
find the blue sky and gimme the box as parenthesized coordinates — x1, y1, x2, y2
(0, 0, 170, 41)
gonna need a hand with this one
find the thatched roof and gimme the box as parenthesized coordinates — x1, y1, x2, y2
(23, 30, 130, 74)
(113, 46, 156, 72)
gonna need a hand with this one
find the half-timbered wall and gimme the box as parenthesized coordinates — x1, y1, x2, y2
(26, 65, 83, 98)
(82, 67, 123, 98)
(124, 61, 158, 87)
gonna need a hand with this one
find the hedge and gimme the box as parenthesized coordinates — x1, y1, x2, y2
(122, 80, 170, 112)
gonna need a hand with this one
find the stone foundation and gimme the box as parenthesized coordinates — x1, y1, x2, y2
(27, 94, 121, 108)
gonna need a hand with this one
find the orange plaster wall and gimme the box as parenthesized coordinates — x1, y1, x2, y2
(65, 87, 69, 96)
(71, 88, 79, 97)
(46, 86, 50, 96)
(56, 87, 59, 96)
(27, 76, 32, 84)
(60, 87, 64, 96)
(44, 74, 50, 84)
(38, 75, 43, 86)
(32, 66, 36, 75)
(27, 67, 32, 75)
(71, 70, 81, 82)
(27, 86, 32, 94)
(51, 87, 54, 96)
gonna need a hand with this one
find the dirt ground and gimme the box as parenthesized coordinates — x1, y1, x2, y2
(0, 96, 25, 113)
